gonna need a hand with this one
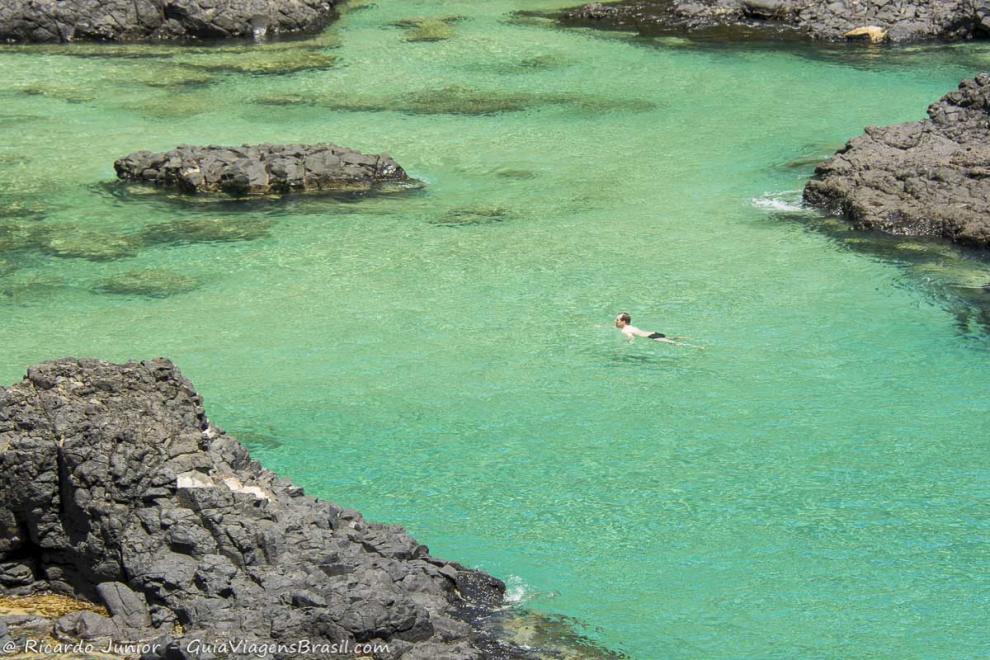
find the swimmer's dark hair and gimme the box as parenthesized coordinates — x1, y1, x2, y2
(616, 312, 631, 323)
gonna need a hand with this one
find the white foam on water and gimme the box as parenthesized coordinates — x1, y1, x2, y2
(504, 575, 531, 605)
(751, 191, 806, 213)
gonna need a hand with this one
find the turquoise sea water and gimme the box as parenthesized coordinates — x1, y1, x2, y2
(2, 1, 989, 656)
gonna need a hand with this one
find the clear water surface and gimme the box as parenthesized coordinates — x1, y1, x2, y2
(1, 1, 988, 656)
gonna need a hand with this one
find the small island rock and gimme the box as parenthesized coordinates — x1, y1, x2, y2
(114, 143, 410, 196)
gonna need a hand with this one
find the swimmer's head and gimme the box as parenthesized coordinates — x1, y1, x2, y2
(615, 312, 631, 328)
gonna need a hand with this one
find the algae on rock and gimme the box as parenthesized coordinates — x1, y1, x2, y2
(140, 218, 274, 246)
(392, 16, 465, 42)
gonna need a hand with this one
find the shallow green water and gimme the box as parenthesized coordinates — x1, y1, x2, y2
(2, 1, 990, 656)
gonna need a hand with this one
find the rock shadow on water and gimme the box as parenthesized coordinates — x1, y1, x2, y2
(0, 42, 187, 59)
(772, 144, 844, 173)
(0, 30, 341, 59)
(104, 179, 422, 210)
(605, 350, 685, 368)
(263, 185, 429, 218)
(139, 218, 274, 247)
(494, 168, 539, 180)
(95, 269, 202, 299)
(758, 206, 990, 337)
(631, 26, 990, 74)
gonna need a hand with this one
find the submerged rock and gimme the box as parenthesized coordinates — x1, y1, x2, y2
(0, 277, 68, 306)
(559, 0, 990, 43)
(96, 269, 201, 297)
(181, 49, 337, 75)
(804, 73, 990, 249)
(114, 144, 410, 196)
(42, 230, 141, 261)
(399, 86, 533, 115)
(0, 199, 46, 220)
(254, 87, 534, 115)
(124, 93, 215, 119)
(0, 0, 339, 44)
(16, 83, 95, 104)
(392, 16, 465, 42)
(433, 206, 514, 226)
(493, 168, 539, 179)
(125, 66, 216, 89)
(0, 358, 535, 657)
(0, 219, 51, 253)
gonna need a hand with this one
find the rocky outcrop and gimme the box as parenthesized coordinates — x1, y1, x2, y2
(804, 74, 990, 249)
(0, 0, 337, 43)
(114, 144, 410, 196)
(0, 358, 523, 659)
(560, 0, 990, 43)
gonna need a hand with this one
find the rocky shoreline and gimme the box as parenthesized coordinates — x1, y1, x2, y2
(559, 0, 990, 43)
(0, 358, 602, 659)
(0, 0, 338, 43)
(114, 144, 411, 196)
(804, 74, 990, 250)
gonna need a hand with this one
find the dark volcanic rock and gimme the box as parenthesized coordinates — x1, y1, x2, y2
(804, 74, 990, 249)
(114, 144, 409, 196)
(560, 0, 990, 42)
(0, 0, 337, 43)
(0, 358, 520, 658)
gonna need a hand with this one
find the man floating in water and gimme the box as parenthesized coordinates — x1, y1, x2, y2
(614, 313, 703, 349)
